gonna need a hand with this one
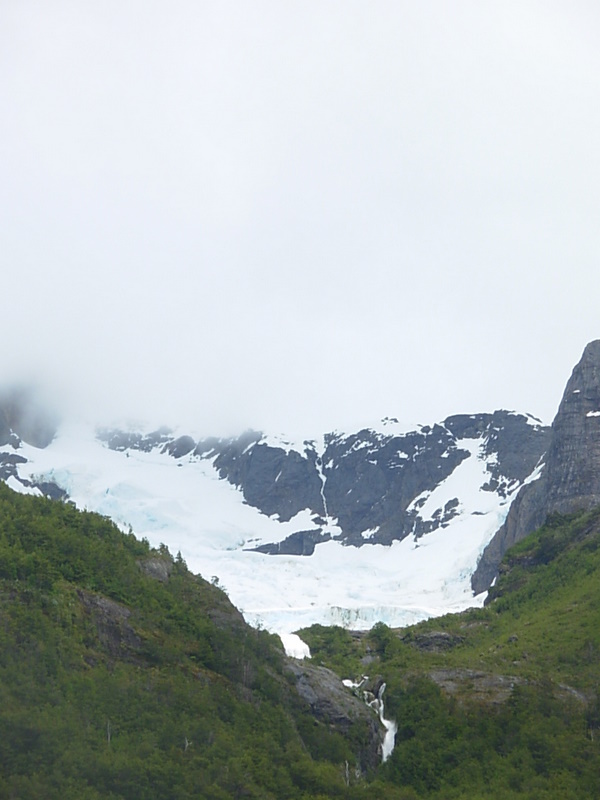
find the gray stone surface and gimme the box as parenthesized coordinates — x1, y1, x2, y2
(428, 668, 525, 704)
(163, 435, 195, 458)
(214, 439, 325, 521)
(409, 631, 464, 652)
(472, 341, 600, 593)
(77, 589, 142, 659)
(250, 528, 330, 555)
(285, 661, 384, 770)
(137, 555, 173, 582)
(97, 426, 173, 452)
(98, 411, 549, 557)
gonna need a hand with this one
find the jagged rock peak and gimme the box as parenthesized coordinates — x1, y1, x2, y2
(544, 338, 600, 512)
(472, 340, 600, 594)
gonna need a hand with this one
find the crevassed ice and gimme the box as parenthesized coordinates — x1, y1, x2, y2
(12, 423, 533, 637)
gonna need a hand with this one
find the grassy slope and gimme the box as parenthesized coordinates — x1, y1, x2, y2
(301, 508, 600, 799)
(4, 478, 600, 799)
(0, 483, 381, 800)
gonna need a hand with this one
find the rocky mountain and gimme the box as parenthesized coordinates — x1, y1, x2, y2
(7, 341, 600, 634)
(472, 340, 600, 592)
(0, 384, 549, 633)
(3, 345, 600, 799)
(98, 411, 548, 553)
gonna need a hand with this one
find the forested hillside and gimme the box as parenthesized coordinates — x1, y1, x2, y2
(302, 508, 600, 799)
(2, 482, 600, 798)
(0, 484, 386, 800)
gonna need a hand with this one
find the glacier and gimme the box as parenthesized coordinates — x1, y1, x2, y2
(4, 415, 543, 638)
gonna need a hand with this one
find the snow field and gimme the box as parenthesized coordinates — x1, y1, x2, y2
(9, 424, 531, 639)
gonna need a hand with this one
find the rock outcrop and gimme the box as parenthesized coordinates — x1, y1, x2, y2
(428, 668, 525, 705)
(285, 661, 384, 770)
(408, 631, 464, 652)
(473, 341, 600, 593)
(77, 589, 142, 660)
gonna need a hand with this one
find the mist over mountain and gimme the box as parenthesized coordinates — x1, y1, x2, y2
(2, 341, 600, 638)
(0, 392, 547, 634)
(2, 342, 600, 797)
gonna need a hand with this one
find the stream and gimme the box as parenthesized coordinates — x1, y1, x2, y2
(342, 676, 397, 762)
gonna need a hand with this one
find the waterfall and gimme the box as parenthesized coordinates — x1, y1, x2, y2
(343, 676, 397, 762)
(374, 682, 398, 763)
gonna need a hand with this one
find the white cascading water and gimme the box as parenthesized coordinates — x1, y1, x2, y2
(342, 676, 397, 762)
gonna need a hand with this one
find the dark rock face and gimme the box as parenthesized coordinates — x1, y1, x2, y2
(227, 413, 546, 550)
(319, 424, 466, 545)
(137, 555, 173, 583)
(99, 412, 549, 556)
(473, 341, 600, 594)
(428, 668, 525, 704)
(0, 451, 28, 482)
(0, 440, 67, 500)
(409, 631, 464, 652)
(164, 435, 195, 458)
(542, 340, 600, 513)
(251, 529, 330, 555)
(213, 438, 325, 522)
(77, 589, 142, 660)
(320, 412, 548, 546)
(285, 661, 384, 771)
(0, 449, 66, 499)
(97, 427, 173, 453)
(34, 481, 68, 500)
(446, 412, 547, 493)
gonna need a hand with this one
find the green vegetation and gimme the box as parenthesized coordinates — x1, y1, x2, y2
(0, 483, 378, 799)
(3, 480, 600, 798)
(301, 508, 600, 798)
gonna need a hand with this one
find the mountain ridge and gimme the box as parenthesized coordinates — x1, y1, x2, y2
(6, 341, 600, 634)
(0, 398, 549, 633)
(3, 344, 600, 797)
(473, 339, 600, 592)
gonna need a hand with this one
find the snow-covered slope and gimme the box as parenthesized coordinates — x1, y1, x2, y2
(1, 411, 549, 635)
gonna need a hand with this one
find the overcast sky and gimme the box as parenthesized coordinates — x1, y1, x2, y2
(2, 1, 600, 436)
